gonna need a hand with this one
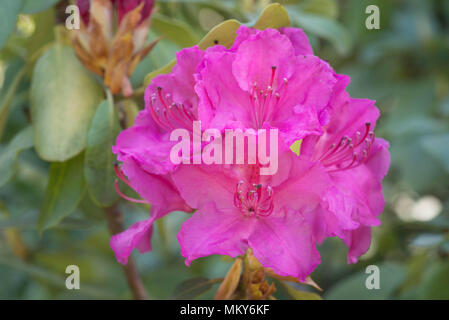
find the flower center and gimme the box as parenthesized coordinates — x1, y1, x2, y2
(148, 86, 196, 131)
(319, 122, 375, 172)
(248, 66, 287, 129)
(234, 181, 274, 217)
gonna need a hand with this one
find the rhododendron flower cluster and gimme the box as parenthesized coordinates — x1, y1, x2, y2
(112, 25, 390, 281)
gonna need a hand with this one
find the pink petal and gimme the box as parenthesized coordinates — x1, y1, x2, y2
(146, 46, 204, 118)
(172, 164, 238, 210)
(110, 215, 155, 265)
(249, 211, 321, 281)
(109, 203, 173, 265)
(177, 203, 254, 265)
(114, 109, 176, 175)
(273, 153, 329, 210)
(195, 50, 252, 130)
(232, 28, 296, 92)
(338, 226, 372, 264)
(271, 56, 337, 145)
(279, 27, 314, 55)
(120, 157, 190, 212)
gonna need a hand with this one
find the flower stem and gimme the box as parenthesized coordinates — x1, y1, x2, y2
(105, 204, 149, 300)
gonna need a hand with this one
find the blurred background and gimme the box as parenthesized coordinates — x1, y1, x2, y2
(0, 0, 448, 300)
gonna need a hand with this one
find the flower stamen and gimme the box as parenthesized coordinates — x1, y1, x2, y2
(320, 122, 375, 172)
(113, 163, 149, 204)
(148, 86, 196, 131)
(234, 181, 274, 217)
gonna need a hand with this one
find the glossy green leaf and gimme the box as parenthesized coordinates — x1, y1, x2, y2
(38, 153, 86, 232)
(30, 44, 104, 162)
(152, 14, 199, 48)
(0, 0, 23, 50)
(21, 0, 61, 14)
(0, 126, 33, 188)
(253, 3, 290, 30)
(197, 19, 241, 50)
(84, 98, 120, 207)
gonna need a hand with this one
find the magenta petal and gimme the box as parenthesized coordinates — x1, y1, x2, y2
(146, 46, 204, 118)
(195, 50, 252, 130)
(279, 27, 314, 55)
(325, 137, 390, 229)
(114, 110, 176, 175)
(339, 226, 372, 264)
(365, 137, 390, 180)
(311, 98, 379, 159)
(178, 203, 254, 265)
(172, 164, 238, 210)
(232, 28, 296, 92)
(229, 25, 257, 51)
(249, 212, 321, 281)
(271, 56, 337, 145)
(273, 154, 329, 211)
(110, 215, 155, 265)
(326, 166, 383, 228)
(120, 157, 190, 213)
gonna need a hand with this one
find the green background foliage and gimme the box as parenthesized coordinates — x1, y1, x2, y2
(0, 0, 448, 300)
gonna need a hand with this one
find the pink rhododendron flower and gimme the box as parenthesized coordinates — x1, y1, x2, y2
(300, 74, 390, 263)
(110, 47, 205, 264)
(111, 25, 390, 279)
(196, 26, 337, 147)
(172, 151, 329, 281)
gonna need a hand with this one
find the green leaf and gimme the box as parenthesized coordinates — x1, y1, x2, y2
(0, 0, 23, 50)
(21, 0, 61, 14)
(152, 14, 199, 48)
(172, 277, 215, 300)
(253, 3, 290, 30)
(0, 126, 33, 188)
(290, 10, 353, 55)
(30, 44, 104, 162)
(118, 99, 139, 128)
(38, 153, 86, 232)
(197, 19, 241, 50)
(325, 262, 406, 300)
(280, 282, 322, 300)
(84, 98, 120, 207)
